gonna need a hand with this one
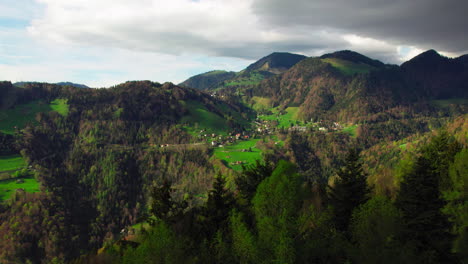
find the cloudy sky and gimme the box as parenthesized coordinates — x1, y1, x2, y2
(0, 0, 467, 87)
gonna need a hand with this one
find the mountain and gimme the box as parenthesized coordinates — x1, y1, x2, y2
(1, 81, 62, 109)
(456, 54, 468, 66)
(320, 50, 385, 68)
(2, 50, 468, 264)
(179, 70, 236, 90)
(180, 52, 307, 91)
(14, 81, 89, 89)
(244, 52, 307, 74)
(401, 50, 468, 99)
(56, 82, 90, 89)
(250, 50, 468, 122)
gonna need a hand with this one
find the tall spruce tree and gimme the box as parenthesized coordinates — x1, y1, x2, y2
(236, 160, 273, 202)
(328, 148, 369, 232)
(202, 175, 234, 238)
(396, 132, 458, 263)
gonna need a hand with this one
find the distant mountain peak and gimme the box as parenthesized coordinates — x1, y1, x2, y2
(56, 82, 90, 89)
(320, 50, 385, 68)
(245, 52, 307, 74)
(401, 49, 448, 69)
(14, 81, 89, 89)
(408, 49, 443, 61)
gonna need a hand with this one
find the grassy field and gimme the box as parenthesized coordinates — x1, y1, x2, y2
(258, 107, 303, 128)
(181, 100, 228, 135)
(213, 139, 262, 171)
(204, 70, 229, 76)
(251, 96, 272, 111)
(0, 155, 26, 172)
(50, 98, 69, 116)
(0, 99, 70, 134)
(224, 72, 265, 87)
(0, 101, 51, 134)
(342, 124, 359, 138)
(0, 177, 40, 201)
(322, 58, 375, 76)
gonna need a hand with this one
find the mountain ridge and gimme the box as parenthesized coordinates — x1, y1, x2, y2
(179, 52, 307, 91)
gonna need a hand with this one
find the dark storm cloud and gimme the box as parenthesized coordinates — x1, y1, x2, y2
(252, 0, 468, 53)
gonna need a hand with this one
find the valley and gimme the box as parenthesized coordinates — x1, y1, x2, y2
(0, 49, 467, 264)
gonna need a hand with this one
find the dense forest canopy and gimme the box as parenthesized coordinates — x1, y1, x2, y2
(0, 49, 467, 263)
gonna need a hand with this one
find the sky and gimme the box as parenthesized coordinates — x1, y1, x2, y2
(0, 0, 467, 88)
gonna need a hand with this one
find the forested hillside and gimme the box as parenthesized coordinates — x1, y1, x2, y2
(249, 50, 468, 123)
(179, 71, 236, 91)
(180, 52, 307, 91)
(0, 49, 467, 264)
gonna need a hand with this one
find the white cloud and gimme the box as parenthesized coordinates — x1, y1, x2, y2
(397, 46, 425, 62)
(27, 0, 350, 59)
(0, 38, 250, 87)
(2, 0, 467, 86)
(343, 34, 400, 63)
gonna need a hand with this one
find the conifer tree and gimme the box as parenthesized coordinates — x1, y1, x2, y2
(203, 175, 234, 238)
(328, 148, 369, 232)
(236, 160, 273, 202)
(148, 179, 186, 225)
(396, 133, 458, 263)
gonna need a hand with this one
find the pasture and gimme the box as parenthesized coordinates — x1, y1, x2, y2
(0, 177, 40, 201)
(213, 139, 262, 171)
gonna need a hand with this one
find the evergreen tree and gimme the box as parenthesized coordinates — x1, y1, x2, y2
(148, 180, 186, 225)
(443, 149, 468, 262)
(252, 160, 303, 264)
(236, 160, 273, 202)
(328, 148, 369, 232)
(396, 133, 458, 263)
(202, 175, 234, 238)
(230, 211, 259, 264)
(350, 196, 414, 264)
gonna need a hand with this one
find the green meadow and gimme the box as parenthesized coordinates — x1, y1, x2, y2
(0, 155, 26, 172)
(322, 58, 376, 76)
(224, 72, 265, 87)
(50, 98, 70, 116)
(0, 99, 69, 134)
(342, 124, 359, 138)
(258, 106, 303, 128)
(213, 139, 262, 171)
(0, 177, 40, 201)
(181, 100, 228, 135)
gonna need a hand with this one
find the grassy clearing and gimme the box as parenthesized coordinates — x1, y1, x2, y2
(204, 70, 229, 76)
(322, 58, 375, 76)
(0, 155, 26, 172)
(342, 124, 358, 138)
(258, 107, 303, 128)
(50, 98, 69, 116)
(0, 99, 70, 134)
(181, 100, 228, 135)
(0, 101, 50, 134)
(225, 72, 265, 87)
(213, 139, 262, 171)
(251, 96, 272, 111)
(0, 177, 40, 201)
